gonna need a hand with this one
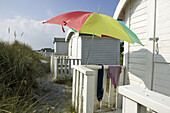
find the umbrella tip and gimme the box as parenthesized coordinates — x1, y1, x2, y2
(98, 5, 101, 13)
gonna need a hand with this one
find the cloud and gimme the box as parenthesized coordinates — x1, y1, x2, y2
(0, 16, 69, 50)
(46, 8, 54, 18)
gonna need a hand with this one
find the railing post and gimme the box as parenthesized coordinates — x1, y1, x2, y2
(75, 59, 77, 65)
(54, 57, 56, 78)
(68, 59, 71, 79)
(50, 54, 54, 74)
(78, 72, 83, 113)
(117, 66, 125, 108)
(75, 70, 80, 110)
(64, 58, 67, 79)
(93, 70, 98, 111)
(54, 57, 59, 80)
(79, 59, 81, 65)
(72, 68, 77, 107)
(56, 58, 59, 79)
(83, 73, 95, 113)
(108, 79, 114, 109)
(60, 58, 63, 80)
(122, 97, 138, 113)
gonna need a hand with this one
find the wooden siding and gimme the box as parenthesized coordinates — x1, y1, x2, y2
(125, 0, 148, 88)
(153, 0, 170, 96)
(54, 42, 68, 55)
(81, 36, 120, 65)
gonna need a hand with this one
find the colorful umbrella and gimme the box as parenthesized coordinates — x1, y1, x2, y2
(43, 11, 143, 46)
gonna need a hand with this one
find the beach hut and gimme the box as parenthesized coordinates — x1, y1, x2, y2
(53, 37, 68, 55)
(65, 29, 120, 65)
(114, 0, 170, 96)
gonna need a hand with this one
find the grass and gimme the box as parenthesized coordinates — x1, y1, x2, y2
(0, 40, 47, 112)
(54, 77, 72, 87)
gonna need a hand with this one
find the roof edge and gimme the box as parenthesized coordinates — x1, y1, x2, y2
(65, 29, 74, 42)
(113, 0, 128, 19)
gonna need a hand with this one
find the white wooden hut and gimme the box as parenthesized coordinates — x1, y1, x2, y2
(65, 29, 120, 65)
(114, 0, 170, 96)
(53, 37, 68, 55)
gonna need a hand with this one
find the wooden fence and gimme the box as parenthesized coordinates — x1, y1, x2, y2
(72, 65, 125, 113)
(50, 54, 81, 80)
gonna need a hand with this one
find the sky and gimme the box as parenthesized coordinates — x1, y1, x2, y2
(0, 0, 119, 50)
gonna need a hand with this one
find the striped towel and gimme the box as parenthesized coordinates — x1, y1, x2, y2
(107, 65, 122, 88)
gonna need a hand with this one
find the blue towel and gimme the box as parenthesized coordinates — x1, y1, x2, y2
(97, 64, 104, 101)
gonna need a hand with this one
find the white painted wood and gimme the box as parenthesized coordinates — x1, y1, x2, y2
(78, 36, 82, 59)
(113, 0, 128, 19)
(117, 66, 125, 108)
(68, 59, 71, 78)
(118, 0, 151, 89)
(83, 72, 95, 113)
(53, 57, 57, 78)
(115, 0, 170, 106)
(72, 68, 77, 107)
(108, 79, 114, 109)
(128, 64, 145, 71)
(75, 70, 80, 110)
(123, 2, 130, 85)
(79, 59, 81, 65)
(50, 54, 54, 74)
(60, 58, 63, 80)
(54, 42, 57, 53)
(119, 85, 170, 113)
(72, 36, 77, 58)
(152, 0, 170, 96)
(72, 65, 95, 75)
(122, 97, 138, 113)
(93, 70, 98, 111)
(72, 65, 125, 112)
(153, 63, 170, 96)
(64, 59, 67, 79)
(130, 14, 147, 25)
(78, 72, 83, 113)
(56, 58, 59, 79)
(100, 69, 107, 109)
(129, 57, 145, 65)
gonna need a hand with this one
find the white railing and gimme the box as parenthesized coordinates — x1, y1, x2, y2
(72, 65, 125, 113)
(50, 54, 81, 80)
(119, 85, 170, 113)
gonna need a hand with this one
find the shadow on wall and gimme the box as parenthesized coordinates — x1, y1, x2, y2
(124, 48, 170, 96)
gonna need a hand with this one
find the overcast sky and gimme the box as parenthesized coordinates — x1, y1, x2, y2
(0, 0, 119, 50)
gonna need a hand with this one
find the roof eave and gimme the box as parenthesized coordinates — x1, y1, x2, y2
(113, 0, 129, 20)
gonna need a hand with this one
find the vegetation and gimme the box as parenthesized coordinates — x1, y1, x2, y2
(120, 42, 124, 65)
(0, 40, 46, 112)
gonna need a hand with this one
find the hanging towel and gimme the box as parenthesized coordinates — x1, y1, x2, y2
(107, 65, 122, 88)
(97, 64, 104, 101)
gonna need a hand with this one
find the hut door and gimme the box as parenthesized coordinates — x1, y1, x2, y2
(152, 0, 170, 96)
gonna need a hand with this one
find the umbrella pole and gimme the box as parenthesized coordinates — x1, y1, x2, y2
(86, 33, 94, 65)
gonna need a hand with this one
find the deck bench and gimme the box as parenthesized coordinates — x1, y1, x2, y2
(118, 85, 170, 113)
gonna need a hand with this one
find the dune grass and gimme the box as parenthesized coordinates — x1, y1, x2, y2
(0, 41, 47, 113)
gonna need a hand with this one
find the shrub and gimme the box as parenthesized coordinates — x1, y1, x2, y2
(0, 41, 46, 112)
